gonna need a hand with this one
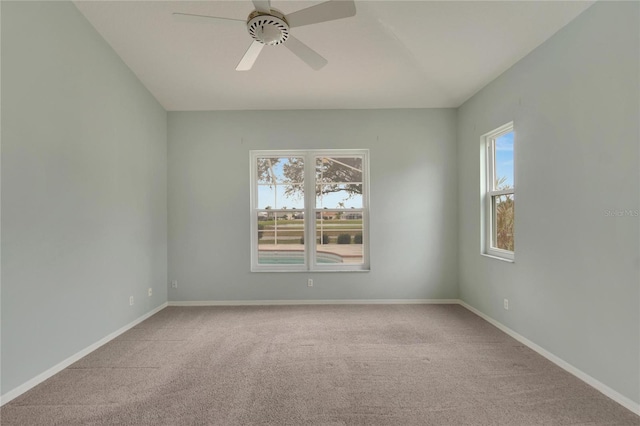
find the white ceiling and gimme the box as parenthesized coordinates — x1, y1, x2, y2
(74, 1, 594, 111)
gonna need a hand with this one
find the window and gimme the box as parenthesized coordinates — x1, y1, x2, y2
(250, 149, 370, 272)
(482, 123, 515, 261)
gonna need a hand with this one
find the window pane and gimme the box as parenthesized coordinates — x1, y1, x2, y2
(257, 157, 304, 184)
(257, 184, 304, 209)
(316, 157, 363, 183)
(257, 211, 305, 264)
(493, 132, 514, 190)
(315, 210, 364, 264)
(492, 194, 514, 251)
(315, 156, 363, 208)
(257, 156, 304, 209)
(316, 184, 363, 208)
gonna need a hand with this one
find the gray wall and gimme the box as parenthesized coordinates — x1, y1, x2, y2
(457, 1, 639, 405)
(168, 109, 458, 301)
(1, 2, 167, 395)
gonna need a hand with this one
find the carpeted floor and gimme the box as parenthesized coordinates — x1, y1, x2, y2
(1, 304, 638, 425)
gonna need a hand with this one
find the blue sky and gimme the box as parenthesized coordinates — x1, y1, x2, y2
(495, 131, 514, 189)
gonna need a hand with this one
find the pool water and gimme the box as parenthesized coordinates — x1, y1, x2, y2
(258, 251, 343, 264)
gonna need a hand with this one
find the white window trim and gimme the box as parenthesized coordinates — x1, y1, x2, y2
(481, 122, 515, 261)
(250, 149, 370, 272)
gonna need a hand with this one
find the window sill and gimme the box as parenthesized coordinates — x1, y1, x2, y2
(481, 253, 514, 263)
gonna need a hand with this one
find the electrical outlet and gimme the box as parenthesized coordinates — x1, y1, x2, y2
(148, 288, 152, 297)
(503, 299, 509, 310)
(171, 280, 178, 288)
(129, 296, 134, 306)
(307, 279, 313, 287)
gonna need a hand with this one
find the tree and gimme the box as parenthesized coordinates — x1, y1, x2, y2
(314, 157, 363, 198)
(494, 176, 514, 251)
(495, 196, 514, 251)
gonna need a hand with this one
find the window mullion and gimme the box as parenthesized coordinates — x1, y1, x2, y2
(304, 152, 316, 270)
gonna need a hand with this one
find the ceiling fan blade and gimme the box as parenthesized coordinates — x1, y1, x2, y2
(284, 36, 327, 71)
(252, 0, 271, 14)
(285, 0, 356, 29)
(172, 12, 245, 25)
(236, 41, 265, 71)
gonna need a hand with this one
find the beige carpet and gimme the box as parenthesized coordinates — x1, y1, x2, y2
(1, 305, 638, 425)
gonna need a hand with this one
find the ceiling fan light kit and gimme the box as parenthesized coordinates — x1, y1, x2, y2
(247, 10, 289, 45)
(173, 0, 356, 71)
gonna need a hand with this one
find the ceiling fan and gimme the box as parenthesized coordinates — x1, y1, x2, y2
(173, 0, 356, 71)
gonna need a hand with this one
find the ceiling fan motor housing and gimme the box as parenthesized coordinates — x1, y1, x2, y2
(247, 10, 290, 45)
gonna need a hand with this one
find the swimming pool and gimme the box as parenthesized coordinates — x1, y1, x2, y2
(258, 251, 343, 264)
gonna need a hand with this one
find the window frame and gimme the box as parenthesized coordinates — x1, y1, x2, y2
(482, 122, 515, 261)
(250, 149, 370, 272)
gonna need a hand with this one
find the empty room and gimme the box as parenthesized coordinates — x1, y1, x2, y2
(1, 0, 639, 424)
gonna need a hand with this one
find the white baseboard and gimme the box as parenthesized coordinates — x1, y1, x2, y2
(168, 299, 461, 306)
(0, 302, 168, 406)
(458, 301, 640, 416)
